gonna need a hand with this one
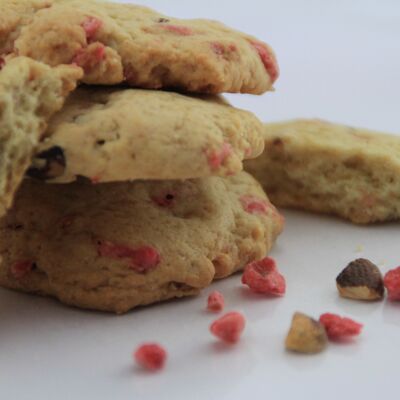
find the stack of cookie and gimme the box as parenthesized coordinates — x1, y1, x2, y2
(0, 0, 283, 313)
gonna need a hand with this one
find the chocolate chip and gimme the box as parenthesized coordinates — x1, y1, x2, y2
(336, 258, 384, 300)
(27, 146, 66, 180)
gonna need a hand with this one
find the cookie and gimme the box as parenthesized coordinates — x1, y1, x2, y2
(0, 56, 82, 216)
(0, 0, 278, 93)
(27, 87, 264, 183)
(245, 119, 400, 224)
(0, 172, 284, 313)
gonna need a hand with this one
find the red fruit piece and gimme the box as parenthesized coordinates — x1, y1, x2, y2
(134, 343, 167, 371)
(210, 311, 245, 343)
(81, 16, 103, 42)
(160, 24, 193, 36)
(384, 267, 400, 300)
(250, 41, 279, 83)
(72, 43, 105, 72)
(97, 240, 160, 273)
(10, 261, 34, 279)
(152, 192, 176, 207)
(241, 257, 286, 296)
(207, 143, 233, 170)
(240, 195, 270, 215)
(319, 313, 363, 340)
(207, 291, 225, 312)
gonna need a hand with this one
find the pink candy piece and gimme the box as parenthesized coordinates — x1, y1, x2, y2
(207, 143, 233, 170)
(10, 261, 34, 279)
(319, 313, 363, 340)
(384, 267, 400, 301)
(72, 43, 105, 72)
(160, 25, 193, 36)
(210, 312, 246, 343)
(207, 291, 225, 312)
(134, 343, 167, 371)
(241, 257, 286, 296)
(97, 241, 160, 273)
(210, 42, 237, 56)
(250, 41, 279, 83)
(240, 195, 270, 215)
(81, 16, 103, 42)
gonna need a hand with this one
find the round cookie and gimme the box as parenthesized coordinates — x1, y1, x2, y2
(27, 87, 265, 183)
(0, 56, 81, 217)
(0, 0, 278, 94)
(0, 172, 284, 313)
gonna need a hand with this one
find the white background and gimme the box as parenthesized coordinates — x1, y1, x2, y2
(1, 1, 400, 399)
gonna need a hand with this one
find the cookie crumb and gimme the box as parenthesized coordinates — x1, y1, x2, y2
(241, 257, 286, 296)
(319, 313, 363, 340)
(383, 267, 400, 300)
(207, 291, 224, 312)
(355, 244, 364, 253)
(285, 312, 328, 354)
(134, 343, 167, 371)
(336, 258, 384, 301)
(210, 311, 245, 343)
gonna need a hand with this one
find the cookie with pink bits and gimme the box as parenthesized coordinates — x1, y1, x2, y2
(0, 56, 82, 217)
(245, 119, 400, 224)
(0, 0, 278, 93)
(0, 172, 283, 313)
(27, 87, 264, 183)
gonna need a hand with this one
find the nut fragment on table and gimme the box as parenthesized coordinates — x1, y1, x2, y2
(285, 312, 328, 354)
(336, 258, 384, 301)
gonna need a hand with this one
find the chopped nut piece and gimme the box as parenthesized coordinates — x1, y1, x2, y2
(336, 258, 384, 300)
(285, 312, 328, 354)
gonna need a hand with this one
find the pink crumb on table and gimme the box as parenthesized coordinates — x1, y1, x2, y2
(160, 25, 193, 36)
(134, 343, 167, 371)
(241, 257, 286, 296)
(81, 16, 103, 42)
(207, 143, 233, 170)
(319, 313, 363, 340)
(10, 261, 34, 279)
(97, 241, 160, 273)
(240, 195, 270, 215)
(207, 291, 225, 312)
(250, 41, 279, 83)
(210, 312, 246, 343)
(383, 267, 400, 300)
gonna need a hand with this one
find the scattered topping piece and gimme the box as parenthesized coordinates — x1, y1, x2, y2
(207, 143, 233, 170)
(250, 41, 279, 83)
(27, 146, 66, 180)
(97, 241, 160, 273)
(383, 267, 400, 301)
(10, 261, 34, 280)
(242, 257, 286, 296)
(210, 311, 245, 343)
(240, 195, 270, 215)
(207, 291, 225, 312)
(285, 312, 328, 354)
(160, 25, 193, 36)
(72, 42, 105, 72)
(336, 258, 384, 301)
(81, 16, 103, 42)
(319, 313, 363, 341)
(134, 343, 167, 371)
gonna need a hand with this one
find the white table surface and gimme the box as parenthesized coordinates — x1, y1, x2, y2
(1, 1, 399, 399)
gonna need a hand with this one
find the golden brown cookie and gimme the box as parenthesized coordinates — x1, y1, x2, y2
(0, 172, 284, 313)
(0, 56, 81, 216)
(27, 87, 264, 183)
(0, 0, 278, 93)
(245, 119, 400, 224)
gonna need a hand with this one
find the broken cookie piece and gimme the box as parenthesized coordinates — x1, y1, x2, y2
(285, 312, 328, 354)
(336, 258, 384, 301)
